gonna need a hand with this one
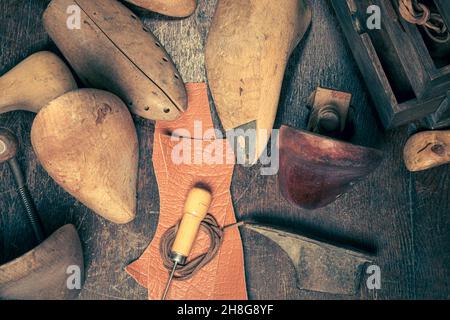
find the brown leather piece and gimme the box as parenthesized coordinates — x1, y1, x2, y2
(126, 83, 248, 300)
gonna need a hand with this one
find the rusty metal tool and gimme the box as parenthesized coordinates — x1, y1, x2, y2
(245, 224, 374, 296)
(307, 87, 353, 138)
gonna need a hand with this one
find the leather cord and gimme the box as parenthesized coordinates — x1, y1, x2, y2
(398, 0, 450, 43)
(159, 214, 244, 281)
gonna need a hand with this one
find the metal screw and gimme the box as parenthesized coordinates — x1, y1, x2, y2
(308, 104, 342, 135)
(0, 128, 45, 243)
(317, 107, 341, 133)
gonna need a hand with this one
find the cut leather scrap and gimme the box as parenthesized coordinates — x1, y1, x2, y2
(126, 83, 247, 300)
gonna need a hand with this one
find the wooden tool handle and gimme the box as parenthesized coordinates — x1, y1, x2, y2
(0, 51, 77, 115)
(404, 131, 450, 172)
(172, 188, 212, 258)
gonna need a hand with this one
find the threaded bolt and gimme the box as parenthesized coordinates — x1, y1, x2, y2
(0, 128, 45, 243)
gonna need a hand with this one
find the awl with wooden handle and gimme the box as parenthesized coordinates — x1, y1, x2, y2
(162, 187, 212, 300)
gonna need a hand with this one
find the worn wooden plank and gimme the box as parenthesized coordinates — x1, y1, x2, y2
(412, 165, 450, 299)
(0, 0, 449, 300)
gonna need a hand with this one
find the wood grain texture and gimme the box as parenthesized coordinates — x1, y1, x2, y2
(0, 51, 77, 114)
(31, 89, 138, 224)
(0, 224, 83, 300)
(404, 130, 450, 172)
(0, 0, 449, 300)
(412, 165, 450, 299)
(205, 0, 312, 164)
(44, 0, 187, 121)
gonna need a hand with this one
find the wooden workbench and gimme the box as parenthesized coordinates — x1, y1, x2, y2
(0, 0, 449, 300)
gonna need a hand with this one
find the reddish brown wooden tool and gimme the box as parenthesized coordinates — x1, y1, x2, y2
(278, 125, 383, 210)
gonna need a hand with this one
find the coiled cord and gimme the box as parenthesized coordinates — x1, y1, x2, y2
(159, 214, 243, 281)
(399, 0, 450, 43)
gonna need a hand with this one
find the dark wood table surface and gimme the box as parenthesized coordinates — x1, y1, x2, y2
(1, 0, 449, 300)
